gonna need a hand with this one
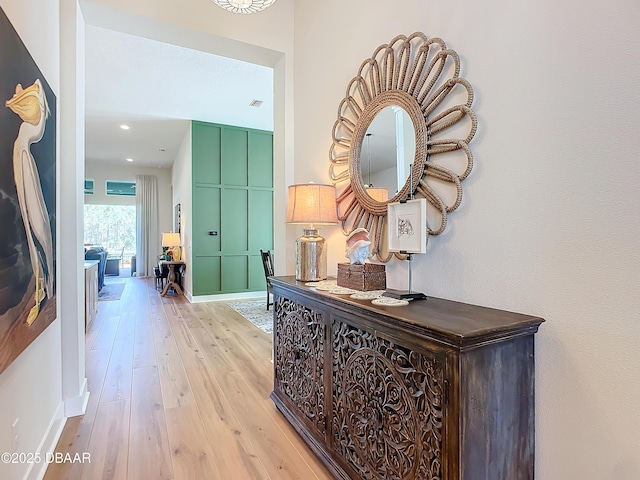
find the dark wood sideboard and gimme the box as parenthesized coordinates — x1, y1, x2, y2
(270, 275, 544, 480)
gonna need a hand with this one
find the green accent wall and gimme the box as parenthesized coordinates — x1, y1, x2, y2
(192, 121, 273, 296)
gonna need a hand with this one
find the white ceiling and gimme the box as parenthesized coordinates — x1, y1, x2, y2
(84, 26, 274, 168)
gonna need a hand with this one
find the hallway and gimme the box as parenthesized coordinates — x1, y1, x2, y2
(44, 276, 331, 479)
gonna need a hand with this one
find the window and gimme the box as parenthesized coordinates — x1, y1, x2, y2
(84, 179, 94, 195)
(106, 180, 136, 196)
(84, 204, 136, 263)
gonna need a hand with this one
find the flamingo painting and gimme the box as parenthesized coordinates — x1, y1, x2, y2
(5, 79, 54, 325)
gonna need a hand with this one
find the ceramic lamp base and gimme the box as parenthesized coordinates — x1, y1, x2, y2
(295, 229, 327, 281)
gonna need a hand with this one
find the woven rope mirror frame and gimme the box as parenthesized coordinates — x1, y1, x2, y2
(329, 32, 477, 262)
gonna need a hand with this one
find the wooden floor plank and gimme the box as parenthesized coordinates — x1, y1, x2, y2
(133, 324, 156, 368)
(91, 315, 120, 351)
(165, 404, 221, 480)
(82, 347, 110, 425)
(100, 340, 134, 402)
(81, 399, 130, 480)
(188, 324, 327, 480)
(115, 311, 136, 343)
(45, 276, 332, 480)
(84, 308, 107, 353)
(43, 416, 92, 480)
(128, 366, 173, 480)
(155, 334, 196, 409)
(181, 358, 270, 480)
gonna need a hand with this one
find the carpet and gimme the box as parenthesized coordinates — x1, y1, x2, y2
(98, 283, 125, 301)
(227, 300, 273, 334)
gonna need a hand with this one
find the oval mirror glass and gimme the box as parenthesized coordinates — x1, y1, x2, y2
(360, 106, 416, 202)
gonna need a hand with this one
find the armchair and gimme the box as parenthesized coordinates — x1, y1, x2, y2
(106, 247, 124, 276)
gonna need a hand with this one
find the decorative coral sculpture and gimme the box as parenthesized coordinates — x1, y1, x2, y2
(345, 228, 372, 265)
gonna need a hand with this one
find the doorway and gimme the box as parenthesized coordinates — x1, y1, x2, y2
(84, 204, 136, 276)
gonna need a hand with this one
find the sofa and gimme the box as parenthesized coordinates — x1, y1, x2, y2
(85, 247, 107, 291)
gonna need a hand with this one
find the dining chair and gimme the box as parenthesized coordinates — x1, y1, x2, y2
(260, 249, 274, 310)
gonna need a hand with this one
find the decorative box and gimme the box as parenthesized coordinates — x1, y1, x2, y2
(337, 263, 386, 291)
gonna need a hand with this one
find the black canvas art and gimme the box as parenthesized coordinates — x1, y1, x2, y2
(0, 6, 57, 374)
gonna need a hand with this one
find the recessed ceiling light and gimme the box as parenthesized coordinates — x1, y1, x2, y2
(126, 158, 134, 162)
(120, 124, 130, 130)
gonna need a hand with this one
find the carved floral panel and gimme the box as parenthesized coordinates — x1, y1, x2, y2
(332, 319, 445, 480)
(274, 297, 326, 435)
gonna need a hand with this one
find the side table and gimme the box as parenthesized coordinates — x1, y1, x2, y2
(159, 260, 185, 296)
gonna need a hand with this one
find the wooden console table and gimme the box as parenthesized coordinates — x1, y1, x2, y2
(159, 260, 185, 296)
(270, 275, 544, 480)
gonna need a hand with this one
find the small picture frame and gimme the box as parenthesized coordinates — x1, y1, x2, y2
(175, 203, 181, 234)
(387, 198, 427, 253)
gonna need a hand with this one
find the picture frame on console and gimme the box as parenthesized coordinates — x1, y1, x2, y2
(387, 198, 427, 254)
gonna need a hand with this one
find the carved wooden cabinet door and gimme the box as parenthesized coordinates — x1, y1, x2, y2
(331, 316, 447, 480)
(273, 296, 327, 438)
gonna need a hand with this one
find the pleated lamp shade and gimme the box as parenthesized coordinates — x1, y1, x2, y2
(161, 232, 181, 261)
(285, 184, 338, 225)
(161, 232, 180, 247)
(285, 183, 338, 281)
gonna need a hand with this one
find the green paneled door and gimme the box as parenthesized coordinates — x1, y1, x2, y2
(193, 186, 221, 256)
(249, 131, 273, 188)
(221, 188, 248, 253)
(192, 121, 273, 296)
(192, 123, 221, 185)
(221, 129, 248, 186)
(250, 190, 273, 252)
(193, 256, 221, 293)
(248, 254, 265, 291)
(222, 255, 249, 291)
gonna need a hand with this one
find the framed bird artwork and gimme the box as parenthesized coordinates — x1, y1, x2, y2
(0, 5, 57, 375)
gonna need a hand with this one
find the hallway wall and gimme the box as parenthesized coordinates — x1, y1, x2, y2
(0, 1, 64, 479)
(292, 2, 640, 479)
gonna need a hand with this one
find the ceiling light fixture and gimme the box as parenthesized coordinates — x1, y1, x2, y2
(126, 158, 133, 162)
(249, 99, 263, 107)
(211, 0, 277, 15)
(120, 124, 130, 130)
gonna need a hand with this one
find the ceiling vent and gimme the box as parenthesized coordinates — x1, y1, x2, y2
(249, 99, 263, 107)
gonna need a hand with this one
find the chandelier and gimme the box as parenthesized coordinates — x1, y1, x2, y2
(212, 0, 277, 14)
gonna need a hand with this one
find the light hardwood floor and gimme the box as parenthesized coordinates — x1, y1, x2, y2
(44, 276, 332, 480)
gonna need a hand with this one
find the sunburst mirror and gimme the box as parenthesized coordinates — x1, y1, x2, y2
(329, 32, 477, 261)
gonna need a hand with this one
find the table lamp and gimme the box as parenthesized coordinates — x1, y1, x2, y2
(286, 183, 338, 281)
(161, 232, 181, 261)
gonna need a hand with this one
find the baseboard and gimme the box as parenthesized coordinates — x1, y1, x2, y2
(64, 378, 89, 417)
(25, 402, 67, 480)
(190, 291, 264, 304)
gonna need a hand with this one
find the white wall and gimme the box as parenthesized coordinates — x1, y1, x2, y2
(294, 1, 640, 479)
(59, 0, 89, 422)
(0, 1, 65, 479)
(171, 125, 192, 296)
(84, 162, 174, 236)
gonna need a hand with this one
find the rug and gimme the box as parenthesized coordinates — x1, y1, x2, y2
(227, 300, 273, 334)
(98, 283, 125, 301)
